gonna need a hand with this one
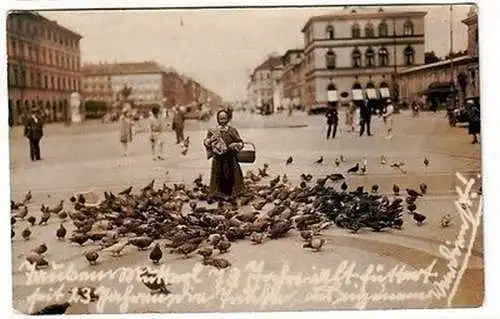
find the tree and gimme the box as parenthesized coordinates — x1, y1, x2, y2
(425, 51, 441, 64)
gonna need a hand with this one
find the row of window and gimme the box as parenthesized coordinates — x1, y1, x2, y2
(322, 45, 415, 69)
(307, 19, 415, 43)
(8, 15, 79, 49)
(9, 38, 81, 71)
(8, 63, 81, 91)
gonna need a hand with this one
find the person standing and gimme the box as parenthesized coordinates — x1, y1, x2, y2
(466, 99, 480, 144)
(23, 107, 44, 161)
(383, 99, 395, 139)
(119, 109, 133, 157)
(149, 106, 165, 160)
(344, 101, 356, 132)
(359, 101, 372, 137)
(325, 103, 339, 139)
(172, 105, 185, 144)
(203, 109, 245, 204)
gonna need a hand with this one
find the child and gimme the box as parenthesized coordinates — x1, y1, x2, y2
(383, 99, 395, 140)
(149, 106, 164, 160)
(119, 109, 133, 157)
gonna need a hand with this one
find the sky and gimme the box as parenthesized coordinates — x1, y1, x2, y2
(42, 4, 473, 102)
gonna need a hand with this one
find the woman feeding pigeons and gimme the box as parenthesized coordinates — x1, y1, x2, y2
(203, 109, 245, 204)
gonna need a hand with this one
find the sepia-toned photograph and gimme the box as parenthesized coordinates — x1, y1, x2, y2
(7, 3, 483, 315)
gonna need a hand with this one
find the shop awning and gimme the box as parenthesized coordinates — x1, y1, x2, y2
(380, 88, 391, 99)
(423, 82, 457, 95)
(327, 90, 338, 102)
(352, 89, 364, 101)
(366, 88, 378, 100)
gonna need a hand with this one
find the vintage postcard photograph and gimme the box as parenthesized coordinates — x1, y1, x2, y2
(6, 2, 483, 315)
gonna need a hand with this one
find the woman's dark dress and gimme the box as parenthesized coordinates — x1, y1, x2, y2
(467, 106, 480, 135)
(206, 126, 245, 198)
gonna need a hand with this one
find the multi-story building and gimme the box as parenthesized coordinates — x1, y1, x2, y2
(81, 61, 223, 112)
(398, 6, 479, 107)
(300, 7, 426, 109)
(461, 6, 479, 99)
(280, 49, 304, 109)
(248, 55, 283, 110)
(7, 11, 83, 126)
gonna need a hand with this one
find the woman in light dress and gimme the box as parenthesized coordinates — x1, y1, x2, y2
(344, 101, 357, 132)
(119, 108, 134, 157)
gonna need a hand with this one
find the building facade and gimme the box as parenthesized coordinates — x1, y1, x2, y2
(7, 11, 83, 126)
(280, 49, 304, 108)
(300, 7, 426, 108)
(398, 6, 479, 106)
(247, 55, 283, 109)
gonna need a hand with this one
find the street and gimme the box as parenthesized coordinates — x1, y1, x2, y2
(9, 110, 482, 314)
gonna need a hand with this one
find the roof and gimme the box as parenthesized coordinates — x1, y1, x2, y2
(301, 9, 427, 32)
(81, 61, 168, 76)
(255, 56, 282, 71)
(398, 55, 472, 74)
(8, 11, 82, 39)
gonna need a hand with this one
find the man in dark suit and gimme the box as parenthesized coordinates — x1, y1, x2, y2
(325, 102, 339, 139)
(24, 107, 44, 161)
(359, 100, 372, 137)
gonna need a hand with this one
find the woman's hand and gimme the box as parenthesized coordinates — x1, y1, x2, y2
(228, 142, 243, 152)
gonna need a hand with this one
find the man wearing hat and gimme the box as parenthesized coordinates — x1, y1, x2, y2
(23, 107, 44, 161)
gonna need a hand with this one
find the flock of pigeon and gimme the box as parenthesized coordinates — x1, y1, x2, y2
(10, 154, 453, 314)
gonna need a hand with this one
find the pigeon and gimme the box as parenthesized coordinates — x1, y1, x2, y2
(31, 303, 71, 315)
(371, 184, 379, 194)
(393, 184, 400, 196)
(32, 243, 48, 255)
(406, 188, 423, 197)
(303, 238, 326, 252)
(341, 182, 348, 192)
(334, 158, 340, 167)
(250, 232, 265, 244)
(380, 155, 387, 165)
(84, 250, 99, 265)
(22, 227, 31, 240)
(419, 183, 428, 195)
(328, 173, 345, 182)
(202, 257, 232, 270)
(282, 174, 289, 184)
(314, 156, 324, 164)
(140, 268, 171, 294)
(286, 156, 293, 165)
(17, 206, 28, 219)
(347, 163, 359, 174)
(149, 243, 163, 264)
(440, 214, 452, 228)
(340, 154, 346, 162)
(11, 229, 15, 239)
(23, 190, 32, 205)
(27, 216, 36, 226)
(412, 212, 426, 225)
(215, 239, 231, 253)
(197, 247, 213, 259)
(424, 157, 429, 167)
(118, 186, 133, 196)
(106, 241, 129, 256)
(300, 230, 314, 242)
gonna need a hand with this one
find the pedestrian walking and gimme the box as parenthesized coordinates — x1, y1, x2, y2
(203, 109, 245, 204)
(325, 103, 339, 139)
(119, 109, 134, 157)
(344, 101, 356, 132)
(383, 99, 395, 139)
(172, 105, 185, 144)
(411, 101, 419, 117)
(149, 105, 165, 160)
(359, 101, 372, 137)
(466, 99, 480, 144)
(23, 107, 44, 161)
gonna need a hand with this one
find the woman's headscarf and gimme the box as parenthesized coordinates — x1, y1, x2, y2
(216, 109, 230, 126)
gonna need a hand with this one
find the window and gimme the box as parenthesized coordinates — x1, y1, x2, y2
(378, 47, 389, 66)
(11, 40, 16, 56)
(13, 67, 19, 86)
(42, 48, 46, 64)
(35, 48, 39, 62)
(325, 50, 336, 69)
(28, 46, 32, 61)
(352, 48, 362, 68)
(19, 42, 24, 58)
(364, 23, 375, 38)
(29, 72, 34, 87)
(44, 75, 48, 89)
(352, 23, 361, 38)
(325, 25, 335, 40)
(404, 45, 415, 65)
(365, 47, 375, 67)
(51, 76, 55, 89)
(49, 51, 53, 65)
(378, 20, 388, 37)
(403, 19, 414, 36)
(55, 54, 59, 67)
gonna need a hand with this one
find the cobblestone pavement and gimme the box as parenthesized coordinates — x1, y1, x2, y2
(9, 110, 483, 314)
